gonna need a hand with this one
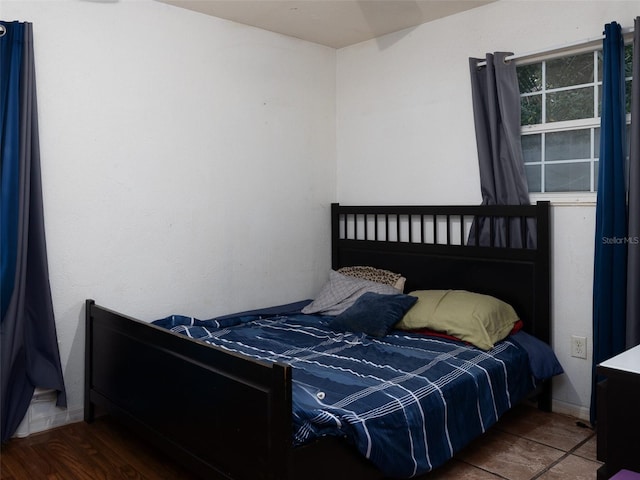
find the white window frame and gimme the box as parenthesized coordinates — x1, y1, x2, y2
(517, 40, 633, 205)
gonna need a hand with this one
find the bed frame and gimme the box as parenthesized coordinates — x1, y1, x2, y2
(85, 201, 551, 480)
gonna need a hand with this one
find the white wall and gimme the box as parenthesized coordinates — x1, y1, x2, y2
(2, 0, 336, 435)
(336, 0, 638, 419)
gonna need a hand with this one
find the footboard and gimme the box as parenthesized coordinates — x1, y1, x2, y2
(84, 300, 293, 480)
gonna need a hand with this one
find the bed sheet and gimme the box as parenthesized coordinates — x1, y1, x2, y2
(153, 311, 534, 478)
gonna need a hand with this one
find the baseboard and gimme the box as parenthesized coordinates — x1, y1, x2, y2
(13, 388, 84, 438)
(552, 399, 591, 422)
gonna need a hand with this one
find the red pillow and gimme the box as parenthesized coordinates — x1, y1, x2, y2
(510, 319, 524, 334)
(410, 319, 524, 344)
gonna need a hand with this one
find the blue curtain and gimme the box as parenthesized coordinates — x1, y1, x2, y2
(591, 21, 627, 424)
(1, 21, 67, 442)
(0, 23, 21, 320)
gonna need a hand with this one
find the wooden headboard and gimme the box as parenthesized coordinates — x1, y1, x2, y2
(331, 202, 551, 346)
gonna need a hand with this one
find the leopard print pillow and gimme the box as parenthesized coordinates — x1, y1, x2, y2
(337, 266, 405, 291)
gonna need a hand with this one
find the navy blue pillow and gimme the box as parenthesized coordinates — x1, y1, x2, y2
(329, 292, 418, 338)
(510, 331, 564, 381)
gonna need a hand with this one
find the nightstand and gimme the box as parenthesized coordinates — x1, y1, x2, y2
(597, 344, 640, 480)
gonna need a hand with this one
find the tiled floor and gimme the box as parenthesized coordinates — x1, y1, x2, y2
(427, 404, 599, 479)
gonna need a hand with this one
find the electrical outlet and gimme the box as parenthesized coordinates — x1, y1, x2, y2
(571, 335, 587, 359)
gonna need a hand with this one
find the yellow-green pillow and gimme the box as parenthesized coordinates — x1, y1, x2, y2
(397, 290, 519, 350)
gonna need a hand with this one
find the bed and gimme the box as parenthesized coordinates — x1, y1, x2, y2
(84, 201, 556, 480)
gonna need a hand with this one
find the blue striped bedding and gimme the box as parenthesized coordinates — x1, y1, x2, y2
(153, 311, 535, 478)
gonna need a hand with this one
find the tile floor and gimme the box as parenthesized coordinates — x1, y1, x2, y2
(427, 404, 599, 479)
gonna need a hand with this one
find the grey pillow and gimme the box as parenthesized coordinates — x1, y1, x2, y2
(302, 270, 401, 316)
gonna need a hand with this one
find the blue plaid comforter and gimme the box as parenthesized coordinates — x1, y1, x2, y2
(153, 312, 534, 478)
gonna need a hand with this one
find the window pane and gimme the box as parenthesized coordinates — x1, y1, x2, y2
(546, 52, 594, 88)
(519, 47, 632, 195)
(518, 64, 542, 93)
(546, 130, 591, 161)
(546, 162, 591, 191)
(522, 134, 541, 162)
(598, 50, 603, 82)
(598, 85, 602, 117)
(625, 44, 633, 78)
(521, 94, 542, 125)
(525, 165, 541, 192)
(547, 87, 593, 122)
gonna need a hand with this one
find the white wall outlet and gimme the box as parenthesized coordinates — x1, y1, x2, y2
(571, 335, 587, 359)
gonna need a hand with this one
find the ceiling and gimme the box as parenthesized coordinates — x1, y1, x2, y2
(156, 0, 496, 48)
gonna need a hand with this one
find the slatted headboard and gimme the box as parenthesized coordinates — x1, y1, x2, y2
(331, 202, 551, 347)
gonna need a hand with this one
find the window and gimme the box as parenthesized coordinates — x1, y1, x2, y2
(516, 45, 633, 194)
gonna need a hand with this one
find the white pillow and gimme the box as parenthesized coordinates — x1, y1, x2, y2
(302, 270, 401, 316)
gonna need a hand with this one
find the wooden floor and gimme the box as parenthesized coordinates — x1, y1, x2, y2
(0, 416, 197, 480)
(1, 406, 599, 480)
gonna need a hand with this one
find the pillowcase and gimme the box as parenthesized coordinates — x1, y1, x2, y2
(396, 290, 519, 350)
(338, 266, 406, 292)
(410, 319, 524, 344)
(329, 292, 418, 338)
(302, 270, 401, 316)
(509, 331, 564, 381)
